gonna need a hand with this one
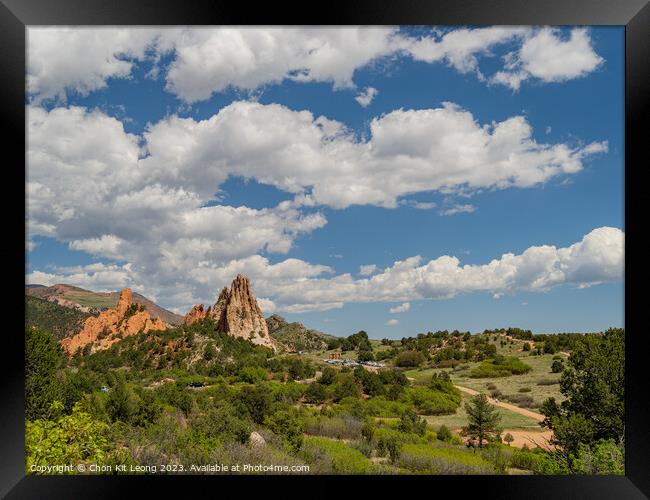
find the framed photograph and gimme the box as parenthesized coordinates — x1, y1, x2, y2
(3, 0, 648, 497)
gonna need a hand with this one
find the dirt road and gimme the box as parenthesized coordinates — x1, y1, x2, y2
(502, 429, 553, 448)
(454, 385, 545, 422)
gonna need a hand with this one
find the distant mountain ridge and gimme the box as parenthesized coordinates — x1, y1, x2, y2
(25, 283, 183, 326)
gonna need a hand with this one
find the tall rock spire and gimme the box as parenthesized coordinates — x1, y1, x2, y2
(185, 275, 274, 350)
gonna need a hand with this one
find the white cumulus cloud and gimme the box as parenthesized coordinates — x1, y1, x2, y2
(359, 264, 378, 276)
(390, 302, 410, 313)
(491, 28, 604, 90)
(355, 86, 379, 107)
(27, 27, 605, 103)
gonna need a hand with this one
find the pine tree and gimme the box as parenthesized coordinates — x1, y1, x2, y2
(463, 393, 501, 448)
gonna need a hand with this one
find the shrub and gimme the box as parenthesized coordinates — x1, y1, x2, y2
(502, 393, 536, 408)
(394, 350, 425, 367)
(300, 436, 376, 474)
(537, 378, 559, 386)
(319, 367, 337, 385)
(304, 414, 364, 440)
(333, 374, 361, 402)
(571, 439, 624, 475)
(363, 396, 409, 417)
(26, 402, 110, 472)
(272, 382, 307, 404)
(518, 387, 532, 393)
(509, 449, 542, 471)
(480, 443, 510, 473)
(357, 350, 375, 362)
(551, 359, 565, 373)
(437, 425, 453, 442)
(405, 386, 461, 415)
(386, 436, 403, 463)
(239, 366, 268, 384)
(305, 382, 328, 404)
(469, 357, 532, 378)
(238, 383, 273, 424)
(398, 409, 427, 436)
(397, 444, 495, 474)
(264, 407, 305, 452)
(190, 400, 251, 445)
(106, 378, 138, 423)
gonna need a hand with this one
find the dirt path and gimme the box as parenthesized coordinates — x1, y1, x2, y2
(503, 429, 553, 449)
(454, 385, 545, 422)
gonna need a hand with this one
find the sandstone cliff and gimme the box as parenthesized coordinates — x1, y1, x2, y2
(61, 288, 167, 355)
(184, 275, 275, 350)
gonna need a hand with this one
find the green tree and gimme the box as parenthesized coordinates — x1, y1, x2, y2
(319, 367, 337, 385)
(239, 383, 273, 424)
(191, 400, 251, 444)
(551, 359, 565, 373)
(437, 424, 452, 442)
(386, 436, 403, 463)
(571, 439, 624, 475)
(398, 409, 427, 436)
(394, 350, 425, 367)
(546, 413, 595, 466)
(239, 365, 268, 384)
(203, 342, 217, 361)
(105, 377, 138, 423)
(504, 433, 514, 446)
(264, 407, 305, 451)
(333, 374, 361, 402)
(462, 393, 501, 448)
(26, 327, 65, 420)
(357, 349, 375, 362)
(541, 328, 624, 446)
(361, 420, 375, 442)
(26, 401, 110, 472)
(305, 382, 328, 404)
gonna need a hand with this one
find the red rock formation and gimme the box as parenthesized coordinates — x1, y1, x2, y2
(60, 288, 166, 355)
(183, 304, 211, 325)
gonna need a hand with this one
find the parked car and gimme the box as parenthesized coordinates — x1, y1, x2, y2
(188, 381, 205, 388)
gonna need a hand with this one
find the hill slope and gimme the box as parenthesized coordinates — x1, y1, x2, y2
(25, 284, 183, 325)
(26, 295, 92, 340)
(266, 314, 337, 352)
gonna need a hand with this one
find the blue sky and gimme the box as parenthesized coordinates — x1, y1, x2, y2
(26, 26, 624, 337)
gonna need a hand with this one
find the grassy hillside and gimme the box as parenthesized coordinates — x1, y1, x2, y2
(25, 295, 92, 340)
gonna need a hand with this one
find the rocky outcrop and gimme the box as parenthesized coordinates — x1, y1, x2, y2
(214, 275, 273, 349)
(189, 275, 275, 350)
(249, 431, 266, 447)
(46, 295, 94, 313)
(60, 288, 166, 355)
(266, 314, 289, 333)
(183, 304, 211, 325)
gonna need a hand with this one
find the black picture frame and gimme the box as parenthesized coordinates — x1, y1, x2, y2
(2, 1, 648, 498)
